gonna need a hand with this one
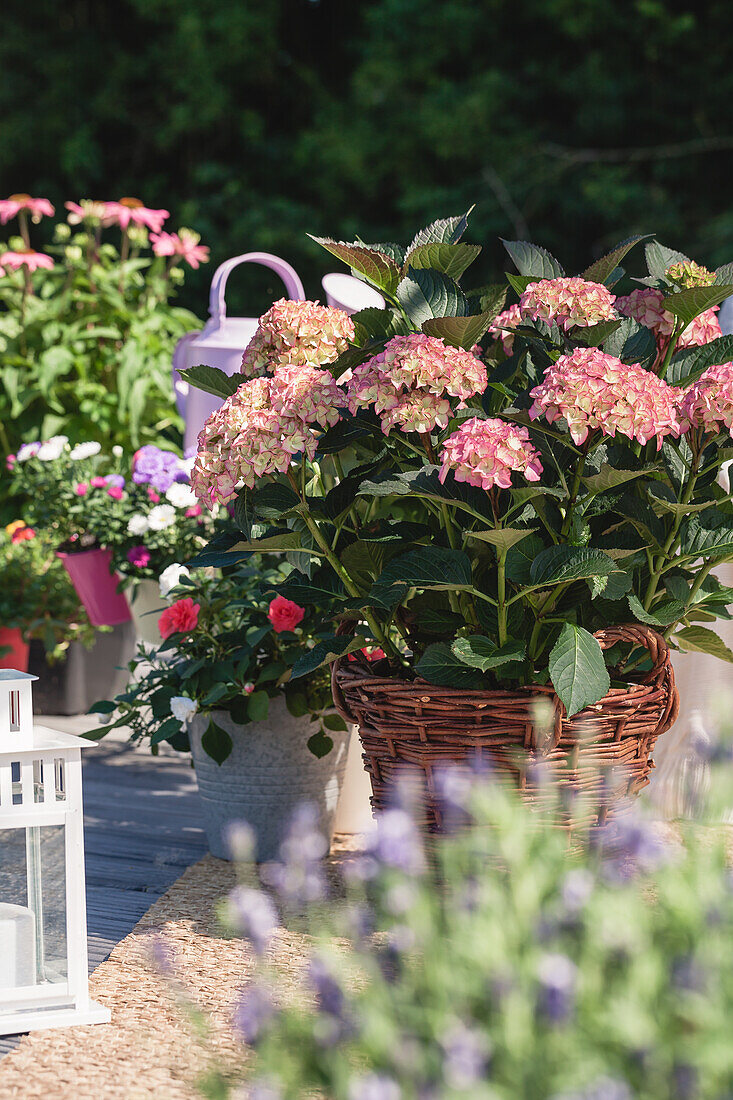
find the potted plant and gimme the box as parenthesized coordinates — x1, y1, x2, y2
(10, 438, 215, 634)
(183, 213, 733, 829)
(0, 521, 94, 671)
(0, 193, 207, 507)
(88, 560, 353, 860)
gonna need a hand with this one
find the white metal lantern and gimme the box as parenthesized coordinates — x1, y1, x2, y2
(0, 669, 110, 1035)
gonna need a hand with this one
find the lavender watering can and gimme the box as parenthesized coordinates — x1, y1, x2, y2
(173, 253, 305, 456)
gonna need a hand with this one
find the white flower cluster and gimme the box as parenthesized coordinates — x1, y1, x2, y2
(69, 441, 102, 461)
(170, 696, 198, 723)
(126, 504, 177, 537)
(165, 482, 197, 509)
(17, 436, 70, 462)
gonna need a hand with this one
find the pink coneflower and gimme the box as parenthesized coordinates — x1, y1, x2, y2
(0, 250, 54, 272)
(104, 198, 169, 233)
(0, 194, 54, 224)
(65, 200, 114, 226)
(150, 229, 210, 269)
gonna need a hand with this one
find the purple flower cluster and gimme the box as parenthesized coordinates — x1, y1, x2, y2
(261, 804, 328, 907)
(132, 444, 188, 492)
(234, 980, 276, 1046)
(226, 885, 279, 956)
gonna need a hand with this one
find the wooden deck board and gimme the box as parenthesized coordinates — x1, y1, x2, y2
(0, 733, 206, 1055)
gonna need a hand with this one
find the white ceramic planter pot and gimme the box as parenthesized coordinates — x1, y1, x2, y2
(333, 727, 375, 835)
(188, 698, 351, 861)
(129, 579, 167, 646)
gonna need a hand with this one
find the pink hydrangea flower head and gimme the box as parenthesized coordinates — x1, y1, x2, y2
(105, 198, 169, 234)
(150, 228, 210, 269)
(0, 250, 54, 273)
(440, 417, 543, 491)
(269, 364, 345, 430)
(240, 299, 354, 377)
(488, 304, 523, 355)
(519, 277, 617, 331)
(0, 194, 54, 224)
(529, 347, 681, 448)
(615, 287, 675, 338)
(347, 333, 486, 435)
(677, 307, 722, 349)
(665, 260, 715, 289)
(679, 362, 733, 437)
(192, 375, 327, 507)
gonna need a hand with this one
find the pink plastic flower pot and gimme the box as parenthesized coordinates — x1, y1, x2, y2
(58, 548, 132, 627)
(0, 627, 30, 671)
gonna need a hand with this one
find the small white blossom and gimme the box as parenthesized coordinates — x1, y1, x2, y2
(112, 445, 123, 457)
(127, 514, 150, 536)
(147, 503, 176, 531)
(165, 482, 198, 509)
(36, 435, 69, 461)
(159, 563, 190, 598)
(16, 443, 41, 462)
(170, 696, 198, 723)
(69, 441, 102, 461)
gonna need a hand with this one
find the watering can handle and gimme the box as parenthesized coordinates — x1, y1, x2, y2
(208, 252, 305, 322)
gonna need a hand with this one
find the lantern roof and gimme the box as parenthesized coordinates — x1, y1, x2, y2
(0, 670, 37, 682)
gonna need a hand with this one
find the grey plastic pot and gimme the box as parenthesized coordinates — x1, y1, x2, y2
(188, 698, 351, 862)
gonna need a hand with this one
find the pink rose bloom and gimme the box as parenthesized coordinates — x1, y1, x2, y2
(679, 362, 733, 437)
(185, 504, 202, 518)
(267, 596, 305, 633)
(107, 485, 124, 500)
(519, 277, 617, 331)
(0, 250, 54, 272)
(11, 525, 35, 543)
(104, 198, 169, 234)
(158, 597, 200, 640)
(74, 482, 89, 496)
(529, 347, 681, 448)
(126, 545, 151, 568)
(90, 476, 108, 488)
(488, 304, 523, 355)
(241, 298, 355, 378)
(0, 194, 54, 224)
(150, 229, 210, 269)
(440, 417, 543, 491)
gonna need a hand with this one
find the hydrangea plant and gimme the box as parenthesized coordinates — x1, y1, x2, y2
(183, 216, 733, 718)
(88, 560, 346, 761)
(179, 743, 733, 1099)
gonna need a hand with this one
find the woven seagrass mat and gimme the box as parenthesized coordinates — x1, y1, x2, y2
(0, 835, 364, 1100)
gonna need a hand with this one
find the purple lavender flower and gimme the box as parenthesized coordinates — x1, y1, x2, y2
(234, 980, 276, 1046)
(367, 809, 425, 876)
(308, 954, 354, 1046)
(553, 1078, 632, 1100)
(261, 804, 328, 907)
(536, 952, 578, 1024)
(226, 885, 279, 955)
(593, 813, 671, 881)
(132, 444, 187, 492)
(441, 1021, 489, 1088)
(247, 1080, 282, 1100)
(348, 1073, 401, 1100)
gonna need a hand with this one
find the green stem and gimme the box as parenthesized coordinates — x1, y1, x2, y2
(286, 469, 404, 665)
(642, 443, 701, 610)
(497, 551, 508, 646)
(560, 443, 589, 540)
(656, 320, 685, 379)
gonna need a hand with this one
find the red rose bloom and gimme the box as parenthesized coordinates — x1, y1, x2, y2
(11, 524, 35, 543)
(158, 597, 201, 639)
(267, 595, 305, 632)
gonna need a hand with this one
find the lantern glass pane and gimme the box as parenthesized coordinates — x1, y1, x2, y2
(0, 825, 68, 995)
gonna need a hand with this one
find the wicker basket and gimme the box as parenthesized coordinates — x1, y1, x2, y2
(331, 624, 680, 830)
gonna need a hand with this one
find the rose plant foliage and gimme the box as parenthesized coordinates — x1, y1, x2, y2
(89, 560, 346, 762)
(184, 213, 733, 718)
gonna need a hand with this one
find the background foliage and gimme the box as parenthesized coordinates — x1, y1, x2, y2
(2, 0, 732, 315)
